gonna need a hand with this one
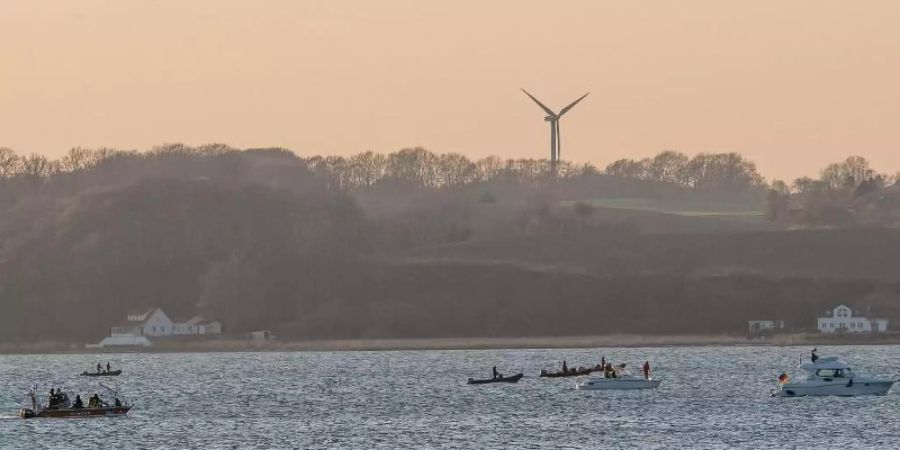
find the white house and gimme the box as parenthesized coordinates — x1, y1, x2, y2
(89, 307, 222, 348)
(109, 308, 222, 338)
(817, 304, 888, 333)
(111, 308, 176, 337)
(748, 320, 784, 334)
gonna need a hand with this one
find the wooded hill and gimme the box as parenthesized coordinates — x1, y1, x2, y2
(0, 144, 897, 342)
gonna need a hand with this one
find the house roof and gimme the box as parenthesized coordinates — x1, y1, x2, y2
(184, 316, 206, 325)
(822, 304, 888, 319)
(126, 307, 159, 322)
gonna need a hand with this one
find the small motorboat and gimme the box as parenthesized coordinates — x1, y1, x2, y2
(467, 373, 524, 385)
(576, 374, 661, 390)
(19, 384, 132, 419)
(773, 355, 896, 397)
(80, 370, 122, 377)
(539, 367, 597, 378)
(20, 404, 132, 419)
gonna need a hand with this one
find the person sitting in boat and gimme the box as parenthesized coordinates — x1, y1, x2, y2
(562, 360, 568, 373)
(97, 362, 103, 373)
(605, 363, 617, 378)
(73, 395, 84, 409)
(492, 366, 499, 379)
(106, 362, 111, 372)
(48, 389, 57, 409)
(114, 397, 122, 407)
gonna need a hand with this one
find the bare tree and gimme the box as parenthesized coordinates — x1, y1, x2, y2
(0, 147, 20, 178)
(436, 153, 475, 188)
(684, 152, 763, 191)
(19, 153, 54, 178)
(386, 147, 438, 187)
(60, 147, 96, 172)
(649, 150, 689, 185)
(349, 151, 386, 189)
(475, 156, 504, 182)
(605, 158, 648, 179)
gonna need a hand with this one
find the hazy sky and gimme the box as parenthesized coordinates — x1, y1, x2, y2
(2, 0, 899, 181)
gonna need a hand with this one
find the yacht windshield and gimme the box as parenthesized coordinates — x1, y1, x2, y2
(816, 368, 848, 378)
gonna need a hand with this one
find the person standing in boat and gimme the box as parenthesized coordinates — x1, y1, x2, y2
(811, 348, 819, 363)
(492, 366, 499, 379)
(562, 360, 568, 373)
(73, 395, 84, 409)
(106, 362, 111, 372)
(96, 362, 102, 373)
(642, 361, 651, 380)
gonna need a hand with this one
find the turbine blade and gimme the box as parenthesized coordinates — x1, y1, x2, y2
(521, 89, 556, 116)
(559, 92, 590, 116)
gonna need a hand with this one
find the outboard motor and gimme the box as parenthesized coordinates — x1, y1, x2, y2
(19, 408, 36, 419)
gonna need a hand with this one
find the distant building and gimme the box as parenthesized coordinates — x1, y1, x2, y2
(817, 304, 888, 333)
(748, 320, 784, 334)
(111, 308, 175, 337)
(180, 316, 223, 335)
(248, 330, 276, 341)
(88, 307, 222, 348)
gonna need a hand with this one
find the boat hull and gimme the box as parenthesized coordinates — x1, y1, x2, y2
(20, 406, 131, 419)
(576, 378, 660, 390)
(467, 373, 524, 385)
(774, 379, 894, 397)
(540, 369, 596, 378)
(80, 370, 122, 377)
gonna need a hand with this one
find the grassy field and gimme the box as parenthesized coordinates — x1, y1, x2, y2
(563, 197, 766, 223)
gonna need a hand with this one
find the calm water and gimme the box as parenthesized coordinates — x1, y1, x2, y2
(1, 346, 900, 449)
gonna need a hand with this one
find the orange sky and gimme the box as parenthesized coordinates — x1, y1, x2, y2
(2, 0, 899, 181)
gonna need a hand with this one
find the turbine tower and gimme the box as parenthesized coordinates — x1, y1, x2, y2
(521, 89, 589, 175)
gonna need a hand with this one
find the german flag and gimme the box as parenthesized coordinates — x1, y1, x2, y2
(778, 372, 790, 384)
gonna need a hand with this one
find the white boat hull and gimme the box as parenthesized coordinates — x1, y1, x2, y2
(774, 379, 895, 397)
(576, 377, 660, 390)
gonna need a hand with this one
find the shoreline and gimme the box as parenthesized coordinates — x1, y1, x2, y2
(3, 333, 900, 354)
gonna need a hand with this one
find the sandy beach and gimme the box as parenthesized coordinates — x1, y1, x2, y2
(3, 332, 900, 354)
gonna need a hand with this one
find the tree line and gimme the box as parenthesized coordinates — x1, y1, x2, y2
(765, 156, 900, 227)
(0, 144, 771, 193)
(2, 143, 897, 229)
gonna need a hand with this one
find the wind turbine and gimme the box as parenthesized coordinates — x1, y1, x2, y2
(521, 89, 589, 175)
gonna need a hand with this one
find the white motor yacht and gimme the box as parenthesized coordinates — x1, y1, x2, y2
(575, 371, 660, 390)
(773, 356, 895, 397)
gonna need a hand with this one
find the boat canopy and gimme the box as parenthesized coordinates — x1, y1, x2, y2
(800, 356, 851, 371)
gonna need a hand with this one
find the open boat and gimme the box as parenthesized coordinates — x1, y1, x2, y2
(467, 373, 524, 385)
(80, 370, 122, 377)
(19, 384, 132, 419)
(539, 367, 597, 378)
(20, 405, 132, 419)
(576, 374, 660, 390)
(773, 355, 895, 397)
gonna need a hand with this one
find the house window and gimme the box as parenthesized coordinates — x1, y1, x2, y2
(830, 323, 834, 328)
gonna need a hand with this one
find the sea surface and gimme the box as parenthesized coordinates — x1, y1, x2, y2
(1, 346, 900, 449)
